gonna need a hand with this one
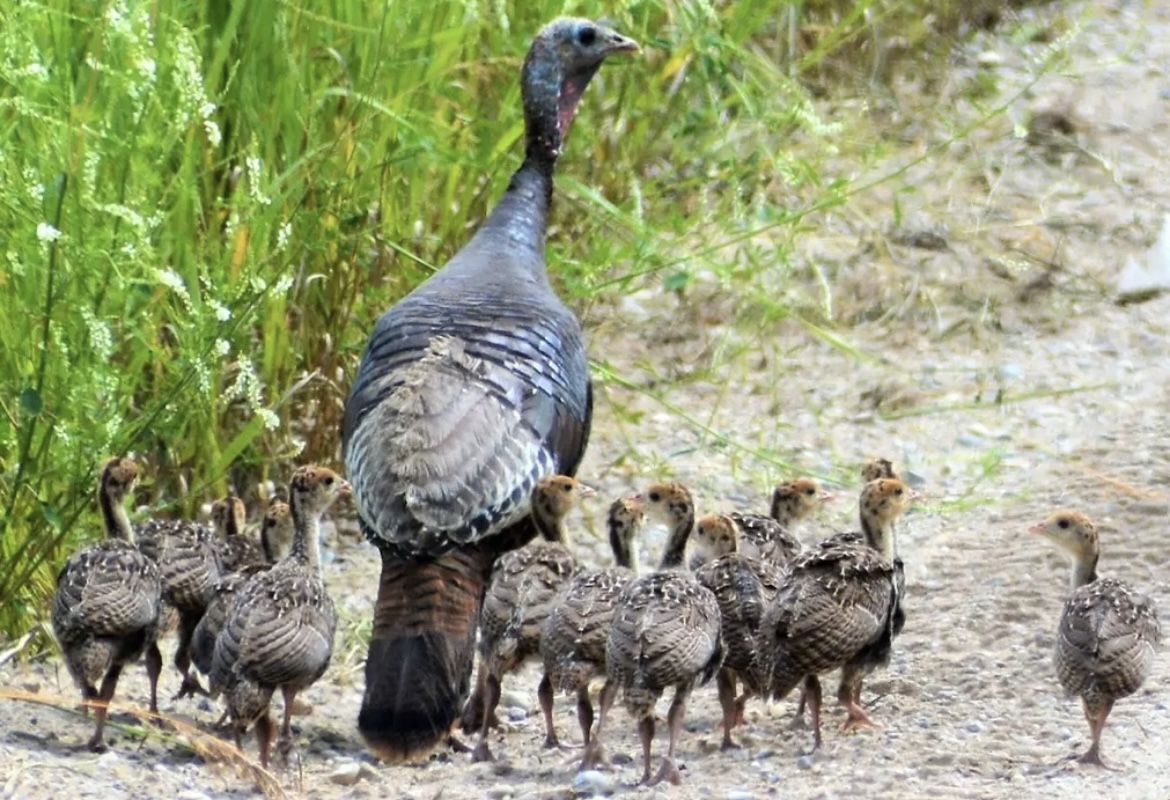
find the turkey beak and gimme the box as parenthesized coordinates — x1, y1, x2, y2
(602, 30, 641, 56)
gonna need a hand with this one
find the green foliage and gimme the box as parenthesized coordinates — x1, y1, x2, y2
(0, 0, 1057, 639)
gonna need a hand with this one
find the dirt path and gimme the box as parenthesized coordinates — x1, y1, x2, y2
(4, 1, 1170, 798)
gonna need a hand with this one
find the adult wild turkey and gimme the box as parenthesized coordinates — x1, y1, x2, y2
(342, 18, 639, 761)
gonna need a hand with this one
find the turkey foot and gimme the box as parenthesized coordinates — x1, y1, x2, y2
(579, 742, 608, 771)
(172, 675, 209, 700)
(646, 757, 683, 787)
(471, 740, 495, 763)
(839, 701, 883, 734)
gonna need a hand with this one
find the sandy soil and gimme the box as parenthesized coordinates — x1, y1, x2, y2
(4, 1, 1170, 798)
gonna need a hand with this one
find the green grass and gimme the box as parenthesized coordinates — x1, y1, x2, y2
(0, 0, 1069, 641)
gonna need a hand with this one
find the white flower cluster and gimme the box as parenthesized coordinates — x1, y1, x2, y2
(173, 28, 220, 146)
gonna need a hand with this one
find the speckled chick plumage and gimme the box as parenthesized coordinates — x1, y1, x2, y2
(693, 516, 786, 707)
(210, 466, 349, 768)
(51, 457, 163, 749)
(596, 482, 721, 785)
(1031, 509, 1161, 766)
(211, 496, 266, 574)
(468, 476, 593, 759)
(764, 478, 914, 746)
(192, 502, 296, 678)
(538, 494, 644, 747)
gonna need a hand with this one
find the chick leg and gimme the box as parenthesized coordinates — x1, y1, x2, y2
(1078, 698, 1116, 769)
(579, 680, 617, 771)
(471, 671, 501, 763)
(648, 688, 687, 786)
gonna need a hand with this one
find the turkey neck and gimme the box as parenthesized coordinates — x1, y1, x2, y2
(532, 498, 569, 545)
(473, 44, 603, 275)
(860, 508, 898, 563)
(657, 505, 695, 570)
(289, 498, 324, 575)
(1069, 547, 1100, 590)
(608, 519, 639, 576)
(99, 482, 133, 542)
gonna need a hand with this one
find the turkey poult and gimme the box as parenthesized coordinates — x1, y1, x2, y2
(691, 515, 786, 750)
(1030, 510, 1161, 767)
(211, 495, 266, 574)
(765, 478, 918, 750)
(467, 476, 596, 762)
(191, 501, 296, 682)
(51, 457, 163, 750)
(690, 478, 831, 571)
(209, 467, 350, 768)
(586, 482, 721, 786)
(341, 17, 639, 761)
(539, 495, 645, 752)
(136, 491, 224, 701)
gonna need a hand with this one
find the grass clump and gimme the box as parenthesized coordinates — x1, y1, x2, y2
(0, 0, 1068, 641)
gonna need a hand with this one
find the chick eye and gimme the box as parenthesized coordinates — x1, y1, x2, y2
(894, 487, 903, 495)
(324, 476, 334, 487)
(1058, 518, 1070, 529)
(577, 25, 597, 46)
(649, 491, 661, 503)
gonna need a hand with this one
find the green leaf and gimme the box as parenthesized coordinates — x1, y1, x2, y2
(41, 504, 62, 531)
(19, 388, 42, 416)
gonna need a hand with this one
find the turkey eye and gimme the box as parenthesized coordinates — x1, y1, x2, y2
(1058, 519, 1070, 529)
(577, 26, 596, 46)
(649, 492, 661, 502)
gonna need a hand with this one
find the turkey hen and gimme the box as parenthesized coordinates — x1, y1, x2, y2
(342, 17, 638, 761)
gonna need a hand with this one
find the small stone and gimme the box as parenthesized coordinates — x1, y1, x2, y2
(796, 754, 814, 770)
(506, 705, 527, 722)
(96, 750, 120, 768)
(572, 769, 614, 796)
(957, 434, 984, 448)
(966, 720, 985, 734)
(999, 364, 1024, 381)
(486, 786, 514, 800)
(976, 50, 1003, 67)
(500, 690, 530, 710)
(175, 792, 211, 800)
(753, 747, 774, 760)
(328, 760, 376, 786)
(727, 791, 754, 800)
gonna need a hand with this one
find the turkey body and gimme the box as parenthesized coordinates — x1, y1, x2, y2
(51, 457, 164, 750)
(343, 17, 638, 762)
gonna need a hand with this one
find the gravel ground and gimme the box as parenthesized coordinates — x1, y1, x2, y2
(4, 1, 1170, 798)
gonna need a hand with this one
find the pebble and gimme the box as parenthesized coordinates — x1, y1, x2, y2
(966, 720, 985, 734)
(486, 785, 515, 799)
(727, 791, 754, 800)
(95, 751, 120, 768)
(175, 792, 211, 800)
(501, 690, 530, 710)
(572, 769, 614, 796)
(957, 434, 984, 448)
(796, 754, 815, 770)
(506, 705, 528, 722)
(328, 760, 377, 786)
